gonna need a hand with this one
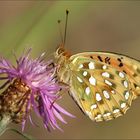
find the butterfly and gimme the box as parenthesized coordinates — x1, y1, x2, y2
(54, 10, 140, 122)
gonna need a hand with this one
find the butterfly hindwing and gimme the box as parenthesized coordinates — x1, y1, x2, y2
(68, 52, 140, 122)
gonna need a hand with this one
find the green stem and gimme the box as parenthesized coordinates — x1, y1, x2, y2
(0, 115, 11, 136)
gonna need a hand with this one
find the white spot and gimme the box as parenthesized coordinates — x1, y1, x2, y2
(113, 109, 120, 113)
(89, 76, 96, 86)
(79, 64, 83, 68)
(83, 71, 88, 76)
(96, 93, 102, 101)
(106, 112, 111, 116)
(91, 104, 97, 110)
(88, 62, 95, 69)
(111, 90, 115, 94)
(121, 102, 126, 108)
(103, 90, 110, 99)
(77, 76, 83, 83)
(123, 80, 128, 88)
(103, 112, 111, 117)
(103, 114, 107, 117)
(105, 80, 113, 86)
(103, 65, 107, 70)
(119, 72, 125, 78)
(125, 91, 129, 100)
(85, 87, 90, 95)
(102, 72, 110, 78)
(95, 114, 102, 120)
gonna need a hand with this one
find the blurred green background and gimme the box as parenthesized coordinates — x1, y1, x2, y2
(1, 1, 140, 139)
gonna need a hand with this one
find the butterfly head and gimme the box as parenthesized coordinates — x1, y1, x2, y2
(55, 44, 71, 60)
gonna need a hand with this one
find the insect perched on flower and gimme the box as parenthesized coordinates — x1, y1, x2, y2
(0, 48, 74, 132)
(54, 10, 140, 122)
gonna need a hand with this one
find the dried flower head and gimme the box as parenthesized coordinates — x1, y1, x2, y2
(0, 49, 74, 131)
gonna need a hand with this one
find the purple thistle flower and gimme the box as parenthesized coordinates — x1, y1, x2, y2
(0, 49, 74, 131)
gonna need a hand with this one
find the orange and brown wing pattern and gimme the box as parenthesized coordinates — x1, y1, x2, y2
(68, 52, 140, 122)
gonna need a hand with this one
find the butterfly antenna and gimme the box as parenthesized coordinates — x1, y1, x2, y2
(64, 9, 69, 46)
(57, 20, 64, 43)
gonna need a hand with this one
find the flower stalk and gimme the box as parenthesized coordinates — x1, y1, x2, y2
(0, 115, 11, 136)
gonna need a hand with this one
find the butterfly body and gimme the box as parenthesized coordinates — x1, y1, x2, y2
(55, 45, 140, 122)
